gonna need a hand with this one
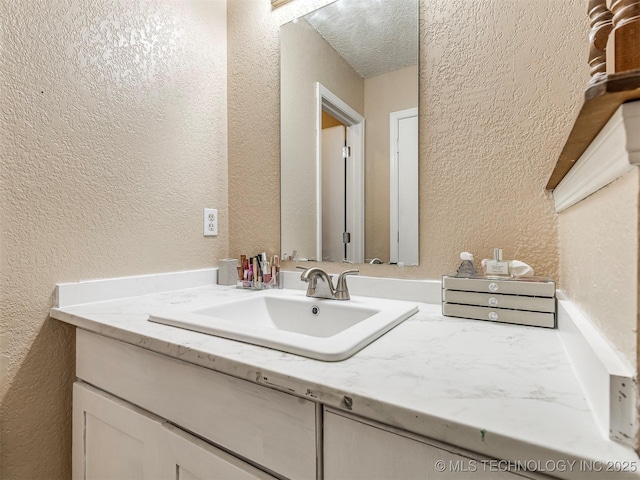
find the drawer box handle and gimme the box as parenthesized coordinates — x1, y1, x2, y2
(489, 311, 499, 321)
(489, 282, 499, 292)
(488, 297, 499, 306)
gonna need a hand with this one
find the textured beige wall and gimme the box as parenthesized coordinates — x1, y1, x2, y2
(229, 0, 587, 279)
(419, 0, 588, 279)
(559, 169, 639, 369)
(364, 65, 418, 263)
(0, 1, 228, 477)
(280, 18, 364, 260)
(228, 0, 334, 261)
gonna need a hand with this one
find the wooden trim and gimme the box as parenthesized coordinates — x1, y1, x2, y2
(608, 0, 640, 73)
(588, 0, 613, 81)
(272, 0, 294, 7)
(546, 70, 640, 190)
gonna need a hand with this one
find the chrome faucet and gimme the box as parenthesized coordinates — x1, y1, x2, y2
(299, 267, 359, 300)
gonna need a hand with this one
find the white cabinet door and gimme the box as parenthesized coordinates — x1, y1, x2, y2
(73, 382, 163, 480)
(74, 383, 275, 480)
(324, 409, 540, 480)
(159, 424, 274, 480)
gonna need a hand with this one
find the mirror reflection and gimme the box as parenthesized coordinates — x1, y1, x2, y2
(280, 0, 419, 265)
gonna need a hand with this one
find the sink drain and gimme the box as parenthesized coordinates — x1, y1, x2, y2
(311, 305, 320, 316)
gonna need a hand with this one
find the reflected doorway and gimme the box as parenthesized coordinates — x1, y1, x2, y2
(316, 83, 365, 263)
(321, 122, 346, 261)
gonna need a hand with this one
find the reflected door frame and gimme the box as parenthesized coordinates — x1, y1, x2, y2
(316, 83, 365, 263)
(390, 107, 419, 265)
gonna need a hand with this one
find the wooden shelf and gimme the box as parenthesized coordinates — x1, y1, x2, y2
(546, 70, 640, 190)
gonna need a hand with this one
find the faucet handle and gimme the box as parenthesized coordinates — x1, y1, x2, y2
(335, 269, 358, 300)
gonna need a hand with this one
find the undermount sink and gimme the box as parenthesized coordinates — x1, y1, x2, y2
(149, 289, 418, 361)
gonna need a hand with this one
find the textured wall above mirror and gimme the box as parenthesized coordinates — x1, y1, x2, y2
(280, 0, 419, 266)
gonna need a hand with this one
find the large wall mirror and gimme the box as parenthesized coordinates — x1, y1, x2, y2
(280, 0, 419, 265)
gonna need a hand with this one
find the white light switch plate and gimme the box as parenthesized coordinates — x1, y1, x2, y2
(204, 208, 218, 236)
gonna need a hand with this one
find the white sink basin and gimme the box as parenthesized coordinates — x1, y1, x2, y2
(149, 289, 418, 361)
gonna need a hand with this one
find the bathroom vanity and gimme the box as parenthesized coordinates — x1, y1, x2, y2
(51, 271, 640, 480)
(73, 330, 532, 480)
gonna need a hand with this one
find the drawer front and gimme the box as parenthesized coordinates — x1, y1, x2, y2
(443, 276, 555, 297)
(76, 330, 317, 480)
(442, 303, 555, 328)
(442, 290, 556, 313)
(324, 408, 539, 480)
(74, 382, 276, 480)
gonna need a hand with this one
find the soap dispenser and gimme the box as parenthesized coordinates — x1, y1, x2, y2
(483, 248, 511, 277)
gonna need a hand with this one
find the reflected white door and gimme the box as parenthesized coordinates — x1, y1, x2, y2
(322, 125, 346, 262)
(390, 109, 418, 266)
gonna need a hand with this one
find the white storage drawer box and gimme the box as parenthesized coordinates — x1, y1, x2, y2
(442, 275, 556, 328)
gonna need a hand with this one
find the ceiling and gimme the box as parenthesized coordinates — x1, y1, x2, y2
(304, 0, 418, 79)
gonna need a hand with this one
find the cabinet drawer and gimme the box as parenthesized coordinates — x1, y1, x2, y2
(324, 409, 538, 479)
(442, 290, 555, 313)
(442, 276, 555, 297)
(74, 382, 275, 480)
(442, 304, 555, 328)
(76, 330, 317, 480)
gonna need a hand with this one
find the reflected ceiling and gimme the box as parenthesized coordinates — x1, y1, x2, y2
(305, 0, 418, 78)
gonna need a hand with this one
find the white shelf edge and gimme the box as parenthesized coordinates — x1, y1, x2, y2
(553, 101, 640, 213)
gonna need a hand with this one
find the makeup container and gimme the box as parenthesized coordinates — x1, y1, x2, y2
(236, 253, 281, 290)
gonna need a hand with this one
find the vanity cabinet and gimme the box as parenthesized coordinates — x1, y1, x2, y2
(73, 330, 548, 480)
(73, 382, 272, 480)
(75, 330, 317, 480)
(323, 409, 543, 480)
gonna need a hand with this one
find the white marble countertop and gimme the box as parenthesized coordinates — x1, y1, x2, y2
(51, 283, 640, 479)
